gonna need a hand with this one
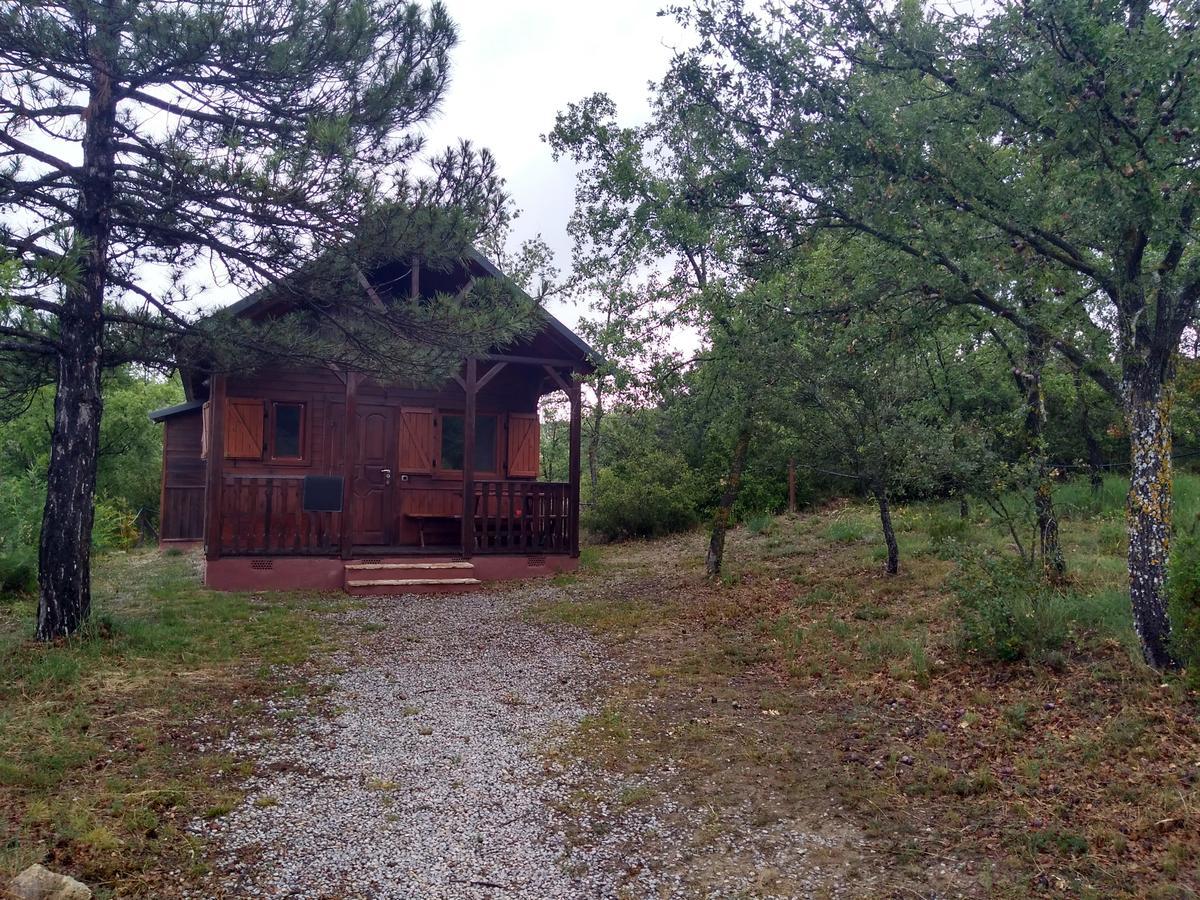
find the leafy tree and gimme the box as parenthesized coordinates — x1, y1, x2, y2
(550, 93, 798, 575)
(668, 0, 1200, 667)
(769, 243, 995, 574)
(1, 0, 536, 638)
(0, 369, 182, 520)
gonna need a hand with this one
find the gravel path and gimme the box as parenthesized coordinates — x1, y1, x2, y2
(198, 587, 604, 898)
(193, 584, 916, 899)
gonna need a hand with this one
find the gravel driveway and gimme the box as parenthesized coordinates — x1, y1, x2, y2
(193, 583, 912, 899)
(197, 586, 604, 898)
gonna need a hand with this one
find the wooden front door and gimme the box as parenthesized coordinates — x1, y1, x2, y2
(352, 405, 395, 545)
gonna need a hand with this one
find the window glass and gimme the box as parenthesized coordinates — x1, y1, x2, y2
(440, 414, 497, 471)
(273, 403, 303, 459)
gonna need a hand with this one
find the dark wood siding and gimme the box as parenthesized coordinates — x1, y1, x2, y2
(160, 410, 206, 541)
(180, 362, 571, 554)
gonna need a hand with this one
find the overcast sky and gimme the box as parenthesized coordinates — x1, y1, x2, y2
(418, 1, 687, 329)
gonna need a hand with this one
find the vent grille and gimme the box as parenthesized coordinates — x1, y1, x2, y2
(250, 559, 274, 571)
(527, 555, 547, 568)
(360, 558, 383, 564)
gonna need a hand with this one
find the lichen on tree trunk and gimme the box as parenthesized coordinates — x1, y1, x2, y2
(1125, 377, 1177, 669)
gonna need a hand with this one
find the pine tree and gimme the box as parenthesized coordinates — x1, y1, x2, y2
(0, 0, 534, 639)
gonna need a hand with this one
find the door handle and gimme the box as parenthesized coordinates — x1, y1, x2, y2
(381, 468, 392, 484)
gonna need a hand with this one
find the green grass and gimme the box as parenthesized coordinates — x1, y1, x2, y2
(549, 481, 1200, 896)
(0, 550, 346, 893)
(824, 520, 868, 543)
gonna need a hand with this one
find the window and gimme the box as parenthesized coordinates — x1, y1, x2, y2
(269, 402, 305, 461)
(439, 413, 497, 472)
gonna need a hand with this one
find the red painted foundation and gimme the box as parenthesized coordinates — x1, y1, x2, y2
(201, 553, 578, 593)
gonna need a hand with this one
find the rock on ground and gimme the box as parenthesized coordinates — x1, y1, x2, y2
(8, 864, 92, 900)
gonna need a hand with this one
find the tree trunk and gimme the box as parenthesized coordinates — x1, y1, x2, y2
(959, 495, 969, 519)
(1034, 475, 1065, 579)
(1075, 373, 1106, 492)
(36, 34, 116, 640)
(705, 420, 752, 577)
(38, 320, 105, 640)
(1125, 375, 1177, 669)
(586, 379, 604, 504)
(787, 457, 797, 514)
(873, 480, 899, 576)
(1016, 329, 1066, 578)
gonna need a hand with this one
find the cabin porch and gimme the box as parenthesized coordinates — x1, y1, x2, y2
(190, 353, 583, 594)
(211, 475, 578, 559)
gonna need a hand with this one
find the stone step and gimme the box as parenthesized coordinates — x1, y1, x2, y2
(344, 561, 474, 571)
(345, 577, 482, 588)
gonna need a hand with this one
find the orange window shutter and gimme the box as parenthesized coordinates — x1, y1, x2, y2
(507, 413, 540, 478)
(223, 398, 264, 459)
(398, 408, 434, 473)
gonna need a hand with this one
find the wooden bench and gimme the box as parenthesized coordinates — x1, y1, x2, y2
(405, 497, 531, 549)
(404, 511, 462, 548)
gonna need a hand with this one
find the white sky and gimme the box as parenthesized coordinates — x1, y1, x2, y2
(418, 1, 687, 331)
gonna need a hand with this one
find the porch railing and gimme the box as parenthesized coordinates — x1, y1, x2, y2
(217, 475, 573, 557)
(472, 480, 574, 554)
(219, 475, 340, 556)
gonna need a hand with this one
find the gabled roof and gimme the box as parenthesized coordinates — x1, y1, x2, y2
(149, 246, 600, 420)
(218, 244, 599, 367)
(463, 247, 599, 365)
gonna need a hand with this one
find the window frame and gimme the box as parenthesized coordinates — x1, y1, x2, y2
(266, 400, 309, 465)
(434, 409, 499, 478)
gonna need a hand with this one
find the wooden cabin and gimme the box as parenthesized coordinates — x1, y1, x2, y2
(150, 248, 595, 594)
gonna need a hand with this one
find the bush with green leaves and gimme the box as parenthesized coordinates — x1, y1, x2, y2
(952, 554, 1072, 663)
(0, 468, 136, 596)
(1168, 529, 1200, 680)
(0, 468, 43, 593)
(0, 371, 183, 522)
(584, 450, 700, 540)
(927, 513, 976, 558)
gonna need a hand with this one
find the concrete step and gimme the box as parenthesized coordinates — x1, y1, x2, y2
(346, 577, 481, 588)
(344, 561, 474, 571)
(344, 575, 483, 596)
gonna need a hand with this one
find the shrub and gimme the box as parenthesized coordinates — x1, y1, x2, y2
(0, 468, 43, 594)
(1168, 528, 1200, 680)
(745, 513, 774, 535)
(732, 471, 789, 522)
(927, 514, 973, 549)
(0, 468, 137, 596)
(583, 451, 700, 540)
(952, 554, 1071, 662)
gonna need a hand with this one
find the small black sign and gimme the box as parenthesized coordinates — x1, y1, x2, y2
(302, 475, 344, 512)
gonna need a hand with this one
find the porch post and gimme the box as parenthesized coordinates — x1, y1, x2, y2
(568, 376, 582, 558)
(340, 371, 359, 560)
(461, 357, 477, 557)
(203, 373, 227, 561)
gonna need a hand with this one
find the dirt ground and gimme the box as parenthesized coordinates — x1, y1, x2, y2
(530, 512, 1200, 898)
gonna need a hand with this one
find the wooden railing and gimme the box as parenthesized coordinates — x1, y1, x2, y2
(161, 485, 205, 541)
(219, 475, 340, 556)
(472, 480, 574, 554)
